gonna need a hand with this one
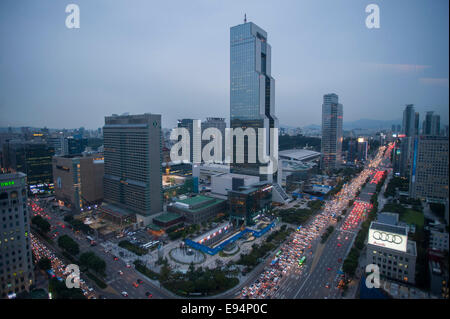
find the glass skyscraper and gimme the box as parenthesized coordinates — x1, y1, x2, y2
(229, 21, 278, 181)
(321, 93, 343, 170)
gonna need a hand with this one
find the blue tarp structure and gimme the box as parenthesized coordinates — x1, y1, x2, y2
(291, 192, 324, 201)
(184, 221, 277, 255)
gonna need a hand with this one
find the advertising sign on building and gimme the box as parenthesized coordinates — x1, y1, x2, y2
(368, 228, 407, 252)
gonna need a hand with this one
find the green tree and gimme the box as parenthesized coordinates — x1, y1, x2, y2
(79, 252, 106, 275)
(58, 235, 80, 255)
(37, 257, 52, 271)
(48, 278, 85, 299)
(31, 215, 51, 234)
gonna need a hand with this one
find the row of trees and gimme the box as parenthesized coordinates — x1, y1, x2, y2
(31, 215, 51, 234)
(384, 176, 409, 198)
(276, 200, 324, 225)
(320, 226, 335, 244)
(167, 223, 200, 240)
(279, 134, 321, 152)
(234, 226, 290, 271)
(118, 240, 148, 256)
(277, 208, 315, 225)
(79, 251, 106, 276)
(48, 277, 85, 299)
(63, 215, 92, 234)
(156, 262, 239, 296)
(58, 235, 80, 255)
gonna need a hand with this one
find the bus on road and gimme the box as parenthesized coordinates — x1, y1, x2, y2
(298, 256, 306, 267)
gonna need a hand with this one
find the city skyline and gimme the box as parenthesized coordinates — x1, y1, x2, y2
(0, 1, 448, 303)
(0, 0, 448, 130)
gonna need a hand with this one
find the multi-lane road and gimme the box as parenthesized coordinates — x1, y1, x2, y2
(30, 142, 394, 300)
(30, 199, 174, 299)
(239, 143, 393, 299)
(288, 144, 393, 299)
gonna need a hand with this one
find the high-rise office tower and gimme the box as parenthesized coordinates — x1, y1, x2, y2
(402, 104, 417, 137)
(321, 93, 343, 170)
(103, 113, 162, 221)
(2, 141, 55, 189)
(201, 117, 226, 163)
(414, 112, 420, 136)
(229, 20, 278, 182)
(409, 136, 449, 202)
(357, 138, 368, 162)
(0, 173, 34, 298)
(63, 136, 88, 155)
(347, 139, 357, 163)
(399, 104, 419, 177)
(422, 111, 441, 136)
(46, 133, 65, 156)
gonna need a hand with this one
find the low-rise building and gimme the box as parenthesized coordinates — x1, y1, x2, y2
(211, 173, 259, 196)
(367, 221, 417, 284)
(429, 226, 449, 253)
(152, 212, 184, 229)
(228, 181, 273, 226)
(167, 195, 227, 224)
(52, 154, 104, 211)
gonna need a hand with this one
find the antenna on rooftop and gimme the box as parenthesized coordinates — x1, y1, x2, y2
(244, 14, 247, 23)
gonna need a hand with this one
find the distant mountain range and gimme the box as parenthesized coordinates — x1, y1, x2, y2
(281, 118, 402, 131)
(342, 118, 402, 130)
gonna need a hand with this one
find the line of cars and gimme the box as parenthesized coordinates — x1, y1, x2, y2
(240, 191, 349, 299)
(341, 201, 372, 232)
(30, 233, 97, 299)
(239, 146, 389, 299)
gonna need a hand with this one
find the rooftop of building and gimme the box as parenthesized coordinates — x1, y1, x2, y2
(173, 195, 226, 213)
(229, 181, 273, 195)
(370, 221, 407, 236)
(0, 172, 26, 182)
(377, 212, 399, 226)
(99, 203, 135, 217)
(213, 172, 260, 180)
(279, 149, 321, 162)
(153, 212, 182, 223)
(148, 223, 163, 231)
(176, 195, 212, 206)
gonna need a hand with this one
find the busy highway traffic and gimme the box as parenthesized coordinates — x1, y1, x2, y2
(29, 199, 172, 299)
(238, 144, 392, 299)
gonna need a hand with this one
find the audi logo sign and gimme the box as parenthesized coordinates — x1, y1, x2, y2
(368, 229, 407, 252)
(372, 231, 403, 244)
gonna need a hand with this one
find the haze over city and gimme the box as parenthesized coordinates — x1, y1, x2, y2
(0, 0, 448, 129)
(0, 0, 449, 308)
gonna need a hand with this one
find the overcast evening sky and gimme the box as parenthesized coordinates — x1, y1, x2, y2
(0, 0, 448, 130)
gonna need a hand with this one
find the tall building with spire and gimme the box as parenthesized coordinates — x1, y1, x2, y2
(229, 19, 278, 182)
